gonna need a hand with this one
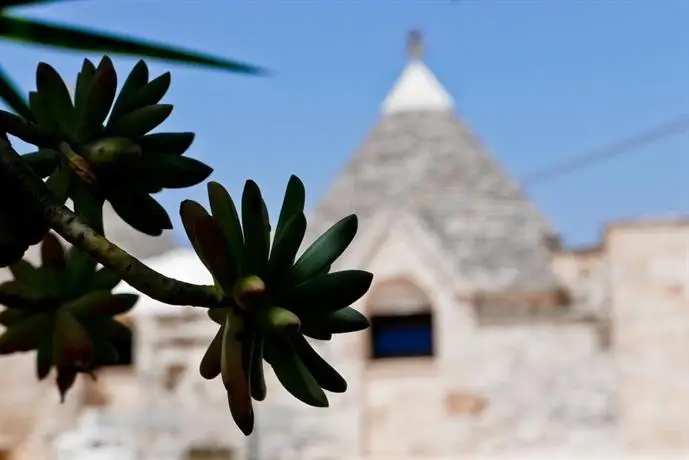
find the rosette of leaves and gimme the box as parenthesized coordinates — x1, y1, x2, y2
(179, 175, 372, 435)
(0, 56, 212, 235)
(0, 232, 138, 401)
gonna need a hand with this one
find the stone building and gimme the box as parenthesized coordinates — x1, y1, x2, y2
(2, 32, 689, 460)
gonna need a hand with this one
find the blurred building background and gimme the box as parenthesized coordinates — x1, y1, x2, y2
(2, 29, 689, 460)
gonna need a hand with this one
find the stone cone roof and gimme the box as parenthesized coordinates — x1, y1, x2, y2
(309, 34, 560, 293)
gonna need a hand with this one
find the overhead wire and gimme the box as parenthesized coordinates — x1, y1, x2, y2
(521, 114, 689, 186)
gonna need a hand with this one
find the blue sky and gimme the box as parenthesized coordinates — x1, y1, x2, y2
(2, 0, 688, 247)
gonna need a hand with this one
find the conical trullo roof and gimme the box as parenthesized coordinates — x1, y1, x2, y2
(310, 32, 560, 294)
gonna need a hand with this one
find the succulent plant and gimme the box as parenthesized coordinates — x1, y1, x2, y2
(0, 57, 212, 235)
(0, 56, 373, 438)
(179, 175, 371, 435)
(0, 232, 138, 400)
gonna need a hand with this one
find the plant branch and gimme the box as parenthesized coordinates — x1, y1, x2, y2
(0, 132, 224, 308)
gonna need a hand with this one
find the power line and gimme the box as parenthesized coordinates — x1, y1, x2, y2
(522, 114, 689, 186)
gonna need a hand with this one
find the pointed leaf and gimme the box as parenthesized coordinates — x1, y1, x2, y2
(138, 132, 195, 156)
(241, 180, 270, 276)
(73, 58, 96, 115)
(110, 193, 172, 236)
(179, 199, 211, 259)
(66, 291, 138, 318)
(303, 306, 370, 334)
(133, 154, 212, 189)
(267, 212, 306, 284)
(0, 15, 267, 75)
(35, 62, 75, 136)
(72, 56, 117, 142)
(109, 59, 149, 120)
(0, 313, 53, 354)
(40, 232, 65, 268)
(288, 215, 358, 286)
(283, 270, 374, 316)
(292, 334, 347, 393)
(207, 182, 244, 277)
(53, 309, 95, 368)
(104, 103, 173, 138)
(108, 72, 170, 120)
(193, 213, 237, 292)
(274, 175, 305, 243)
(263, 337, 329, 408)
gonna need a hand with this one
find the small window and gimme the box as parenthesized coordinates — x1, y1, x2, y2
(369, 313, 434, 359)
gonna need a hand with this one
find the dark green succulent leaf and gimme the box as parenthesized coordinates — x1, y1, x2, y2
(28, 90, 57, 134)
(179, 200, 212, 267)
(288, 214, 359, 286)
(299, 323, 333, 341)
(0, 312, 54, 354)
(131, 154, 212, 190)
(72, 56, 117, 143)
(0, 109, 50, 146)
(292, 333, 347, 393)
(45, 164, 73, 205)
(40, 232, 65, 269)
(90, 267, 121, 292)
(0, 308, 29, 327)
(0, 280, 42, 309)
(70, 179, 104, 234)
(65, 247, 97, 297)
(267, 212, 307, 285)
(55, 366, 78, 402)
(108, 72, 171, 120)
(275, 175, 306, 243)
(110, 193, 172, 236)
(104, 103, 172, 138)
(0, 15, 267, 76)
(283, 270, 374, 316)
(193, 213, 237, 292)
(241, 180, 270, 276)
(73, 58, 96, 115)
(303, 306, 370, 334)
(263, 337, 329, 408)
(35, 62, 75, 136)
(65, 291, 138, 318)
(36, 335, 53, 380)
(0, 63, 32, 120)
(138, 132, 195, 156)
(21, 149, 59, 177)
(109, 59, 149, 121)
(207, 182, 245, 278)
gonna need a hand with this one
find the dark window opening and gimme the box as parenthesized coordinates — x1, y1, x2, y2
(369, 312, 434, 360)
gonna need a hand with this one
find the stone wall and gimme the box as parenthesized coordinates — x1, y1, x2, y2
(606, 220, 689, 454)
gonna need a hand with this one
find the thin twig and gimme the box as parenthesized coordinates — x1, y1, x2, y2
(0, 132, 224, 308)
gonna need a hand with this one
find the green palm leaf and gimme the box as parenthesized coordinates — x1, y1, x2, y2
(0, 63, 31, 119)
(0, 5, 267, 113)
(0, 15, 266, 75)
(1, 1, 69, 8)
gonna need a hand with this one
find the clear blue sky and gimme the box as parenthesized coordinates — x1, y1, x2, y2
(2, 1, 688, 247)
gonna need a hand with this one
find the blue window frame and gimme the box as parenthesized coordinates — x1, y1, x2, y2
(369, 312, 434, 359)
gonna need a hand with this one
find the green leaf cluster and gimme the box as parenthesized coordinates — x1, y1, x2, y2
(0, 232, 138, 401)
(181, 175, 371, 435)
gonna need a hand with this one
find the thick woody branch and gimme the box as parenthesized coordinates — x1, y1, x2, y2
(0, 133, 223, 308)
